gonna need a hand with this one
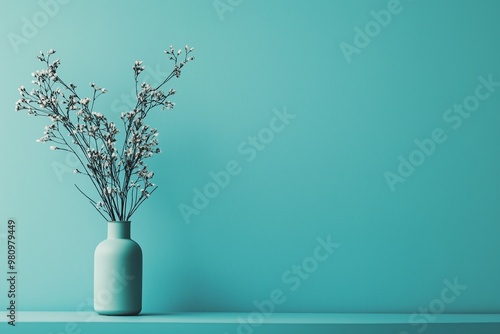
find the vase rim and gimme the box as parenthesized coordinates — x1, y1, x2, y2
(108, 221, 131, 223)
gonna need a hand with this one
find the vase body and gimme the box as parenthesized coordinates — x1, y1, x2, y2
(94, 221, 142, 315)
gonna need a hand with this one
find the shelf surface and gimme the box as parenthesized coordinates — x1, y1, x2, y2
(5, 311, 500, 323)
(1, 312, 499, 334)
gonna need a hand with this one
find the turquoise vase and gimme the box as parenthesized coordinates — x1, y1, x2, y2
(94, 221, 142, 315)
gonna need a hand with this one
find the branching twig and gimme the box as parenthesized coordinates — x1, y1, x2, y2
(15, 47, 195, 221)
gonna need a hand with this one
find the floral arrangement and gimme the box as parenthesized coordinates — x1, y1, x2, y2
(15, 46, 195, 221)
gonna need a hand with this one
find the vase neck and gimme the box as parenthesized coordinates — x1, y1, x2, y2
(107, 221, 131, 239)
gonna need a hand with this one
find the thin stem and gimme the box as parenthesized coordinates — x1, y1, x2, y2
(75, 184, 109, 220)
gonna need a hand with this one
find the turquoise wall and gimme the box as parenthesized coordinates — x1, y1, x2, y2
(1, 0, 499, 316)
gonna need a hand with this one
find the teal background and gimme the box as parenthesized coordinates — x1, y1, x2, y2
(0, 0, 499, 317)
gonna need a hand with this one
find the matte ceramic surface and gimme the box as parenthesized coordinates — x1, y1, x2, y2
(94, 221, 142, 315)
